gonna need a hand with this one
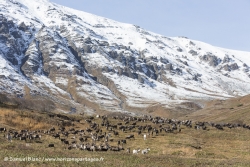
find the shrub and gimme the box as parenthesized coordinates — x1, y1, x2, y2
(237, 104, 243, 107)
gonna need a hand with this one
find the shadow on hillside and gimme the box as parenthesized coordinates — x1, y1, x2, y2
(0, 93, 55, 112)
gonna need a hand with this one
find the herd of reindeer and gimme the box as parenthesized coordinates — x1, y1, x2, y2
(1, 113, 250, 154)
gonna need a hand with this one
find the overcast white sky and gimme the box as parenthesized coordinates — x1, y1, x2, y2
(50, 0, 250, 52)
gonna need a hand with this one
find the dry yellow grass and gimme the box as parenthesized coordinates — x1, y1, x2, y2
(0, 104, 250, 166)
(0, 108, 51, 130)
(182, 94, 250, 123)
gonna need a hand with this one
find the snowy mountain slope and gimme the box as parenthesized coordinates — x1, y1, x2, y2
(1, 0, 250, 115)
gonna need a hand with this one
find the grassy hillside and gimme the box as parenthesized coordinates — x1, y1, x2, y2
(182, 94, 250, 124)
(0, 105, 250, 166)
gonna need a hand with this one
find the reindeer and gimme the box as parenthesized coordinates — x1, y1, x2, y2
(90, 145, 97, 151)
(0, 127, 6, 133)
(126, 134, 134, 139)
(49, 127, 55, 133)
(53, 133, 60, 139)
(6, 133, 12, 142)
(141, 148, 150, 154)
(133, 149, 140, 154)
(113, 131, 119, 136)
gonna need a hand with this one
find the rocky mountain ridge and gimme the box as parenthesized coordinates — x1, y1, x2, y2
(1, 0, 250, 115)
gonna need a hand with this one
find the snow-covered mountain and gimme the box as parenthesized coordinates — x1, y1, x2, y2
(1, 0, 250, 115)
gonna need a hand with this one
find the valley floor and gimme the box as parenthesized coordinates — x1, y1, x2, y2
(0, 106, 250, 167)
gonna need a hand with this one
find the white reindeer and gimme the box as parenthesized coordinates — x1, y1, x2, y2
(72, 143, 77, 149)
(141, 148, 150, 154)
(133, 149, 140, 154)
(79, 144, 84, 150)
